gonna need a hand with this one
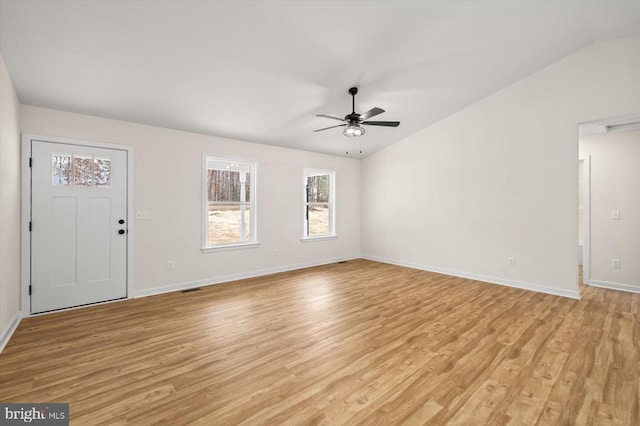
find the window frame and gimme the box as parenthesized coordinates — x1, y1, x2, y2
(302, 168, 336, 241)
(202, 155, 258, 252)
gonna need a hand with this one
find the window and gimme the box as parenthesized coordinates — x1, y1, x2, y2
(303, 169, 335, 239)
(203, 157, 257, 249)
(52, 153, 111, 187)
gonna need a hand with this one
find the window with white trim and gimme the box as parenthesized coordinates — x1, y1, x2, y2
(204, 157, 256, 248)
(303, 169, 335, 239)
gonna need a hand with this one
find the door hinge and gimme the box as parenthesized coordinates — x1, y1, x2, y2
(29, 221, 32, 232)
(29, 157, 32, 167)
(29, 285, 32, 295)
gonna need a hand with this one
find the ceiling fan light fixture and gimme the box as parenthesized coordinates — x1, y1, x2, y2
(343, 124, 365, 137)
(314, 87, 399, 137)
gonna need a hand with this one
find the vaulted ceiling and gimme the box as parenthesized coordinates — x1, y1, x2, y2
(1, 1, 639, 157)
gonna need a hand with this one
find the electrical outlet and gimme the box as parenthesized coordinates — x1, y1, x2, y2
(611, 258, 621, 269)
(507, 257, 515, 267)
(167, 260, 174, 270)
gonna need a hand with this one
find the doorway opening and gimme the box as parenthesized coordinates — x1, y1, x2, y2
(578, 113, 640, 293)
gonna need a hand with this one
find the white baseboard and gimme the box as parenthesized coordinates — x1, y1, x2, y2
(0, 310, 22, 354)
(586, 279, 640, 294)
(362, 254, 582, 300)
(132, 255, 361, 298)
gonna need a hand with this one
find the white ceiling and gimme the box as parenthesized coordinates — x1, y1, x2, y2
(1, 1, 639, 157)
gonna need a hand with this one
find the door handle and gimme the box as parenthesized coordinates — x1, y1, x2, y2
(118, 219, 125, 224)
(118, 229, 126, 235)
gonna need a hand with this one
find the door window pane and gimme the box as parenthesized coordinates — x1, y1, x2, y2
(74, 155, 93, 187)
(94, 157, 111, 187)
(52, 153, 72, 185)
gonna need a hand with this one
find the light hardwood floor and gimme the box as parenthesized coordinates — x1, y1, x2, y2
(1, 259, 638, 425)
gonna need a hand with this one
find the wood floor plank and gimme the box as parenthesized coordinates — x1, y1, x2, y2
(1, 259, 638, 425)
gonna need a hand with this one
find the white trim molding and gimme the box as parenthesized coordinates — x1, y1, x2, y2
(0, 311, 22, 353)
(133, 255, 360, 298)
(201, 242, 261, 253)
(300, 236, 338, 243)
(581, 155, 591, 284)
(586, 280, 640, 294)
(363, 255, 582, 300)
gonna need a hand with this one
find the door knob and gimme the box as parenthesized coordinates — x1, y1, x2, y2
(118, 219, 125, 224)
(118, 229, 125, 235)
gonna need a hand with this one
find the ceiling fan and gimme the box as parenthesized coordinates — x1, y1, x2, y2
(314, 87, 400, 137)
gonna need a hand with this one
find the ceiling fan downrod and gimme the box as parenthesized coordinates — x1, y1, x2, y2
(349, 87, 357, 115)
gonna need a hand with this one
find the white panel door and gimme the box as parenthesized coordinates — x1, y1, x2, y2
(31, 140, 127, 313)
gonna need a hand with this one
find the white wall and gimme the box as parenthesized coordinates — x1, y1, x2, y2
(0, 53, 21, 347)
(580, 130, 640, 290)
(361, 36, 640, 299)
(20, 106, 361, 296)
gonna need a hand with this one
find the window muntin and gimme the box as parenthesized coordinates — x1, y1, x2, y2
(204, 157, 256, 248)
(304, 169, 335, 238)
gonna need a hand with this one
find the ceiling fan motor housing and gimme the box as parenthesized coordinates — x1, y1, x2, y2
(345, 113, 361, 123)
(313, 86, 400, 135)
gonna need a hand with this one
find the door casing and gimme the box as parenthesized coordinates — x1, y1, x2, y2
(21, 134, 134, 317)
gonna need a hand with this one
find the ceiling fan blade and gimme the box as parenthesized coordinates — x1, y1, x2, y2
(316, 114, 346, 122)
(361, 121, 400, 127)
(359, 107, 385, 121)
(313, 124, 347, 132)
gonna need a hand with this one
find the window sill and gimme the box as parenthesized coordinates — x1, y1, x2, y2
(201, 242, 261, 253)
(300, 235, 338, 243)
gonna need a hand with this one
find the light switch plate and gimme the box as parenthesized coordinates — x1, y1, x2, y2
(611, 210, 620, 220)
(136, 210, 151, 220)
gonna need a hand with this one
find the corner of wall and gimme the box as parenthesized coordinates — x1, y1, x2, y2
(0, 53, 23, 352)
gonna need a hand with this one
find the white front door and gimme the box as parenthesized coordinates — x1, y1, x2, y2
(30, 140, 128, 313)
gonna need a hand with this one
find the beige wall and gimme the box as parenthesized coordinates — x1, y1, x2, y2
(361, 36, 640, 298)
(580, 130, 640, 290)
(0, 53, 21, 345)
(5, 35, 640, 342)
(20, 105, 361, 296)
